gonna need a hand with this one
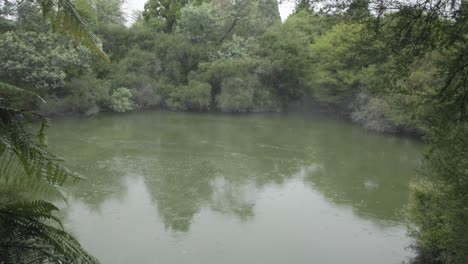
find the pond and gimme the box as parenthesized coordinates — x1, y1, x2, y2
(48, 111, 422, 264)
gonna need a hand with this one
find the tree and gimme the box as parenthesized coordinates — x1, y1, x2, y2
(94, 0, 126, 26)
(143, 0, 206, 33)
(346, 0, 370, 20)
(0, 31, 92, 100)
(310, 22, 379, 104)
(293, 0, 314, 13)
(0, 0, 48, 32)
(258, 10, 323, 103)
(217, 0, 281, 44)
(177, 2, 224, 43)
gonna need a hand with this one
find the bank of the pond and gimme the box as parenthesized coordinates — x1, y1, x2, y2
(44, 102, 425, 140)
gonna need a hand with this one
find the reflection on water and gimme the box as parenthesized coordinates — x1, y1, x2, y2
(49, 112, 422, 264)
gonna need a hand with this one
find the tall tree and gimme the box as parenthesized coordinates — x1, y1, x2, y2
(217, 0, 281, 44)
(143, 0, 206, 32)
(293, 0, 314, 13)
(94, 0, 126, 25)
(346, 0, 369, 20)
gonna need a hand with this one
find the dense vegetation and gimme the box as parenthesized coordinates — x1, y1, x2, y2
(0, 0, 106, 262)
(0, 0, 441, 134)
(0, 0, 467, 263)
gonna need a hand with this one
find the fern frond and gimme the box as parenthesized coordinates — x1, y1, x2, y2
(0, 108, 97, 262)
(0, 108, 84, 195)
(73, 0, 98, 23)
(2, 201, 62, 227)
(42, 0, 109, 62)
(0, 81, 46, 104)
(0, 239, 66, 264)
(0, 201, 99, 264)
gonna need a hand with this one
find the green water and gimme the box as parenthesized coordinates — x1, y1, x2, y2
(48, 111, 422, 264)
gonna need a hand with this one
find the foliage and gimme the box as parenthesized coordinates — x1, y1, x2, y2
(152, 33, 207, 84)
(94, 0, 126, 26)
(0, 200, 99, 264)
(250, 0, 282, 35)
(132, 83, 162, 110)
(111, 47, 159, 82)
(252, 86, 280, 112)
(91, 0, 127, 61)
(0, 0, 106, 262)
(0, 108, 98, 263)
(351, 92, 405, 133)
(310, 22, 381, 104)
(0, 111, 83, 192)
(0, 31, 92, 96)
(258, 10, 324, 102)
(177, 2, 223, 43)
(219, 0, 281, 41)
(143, 0, 206, 33)
(196, 56, 279, 112)
(346, 0, 370, 21)
(319, 2, 468, 263)
(0, 0, 48, 32)
(40, 0, 108, 60)
(217, 77, 256, 113)
(407, 122, 468, 264)
(195, 56, 256, 106)
(39, 74, 110, 116)
(2, 1, 468, 262)
(214, 35, 256, 59)
(94, 23, 131, 61)
(110, 87, 134, 113)
(166, 80, 212, 111)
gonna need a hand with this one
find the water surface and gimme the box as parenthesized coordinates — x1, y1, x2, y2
(48, 112, 422, 264)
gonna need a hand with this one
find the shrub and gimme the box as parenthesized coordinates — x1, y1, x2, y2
(63, 74, 110, 115)
(166, 80, 211, 111)
(351, 92, 400, 133)
(38, 74, 110, 116)
(406, 123, 468, 264)
(252, 87, 281, 112)
(132, 82, 162, 109)
(217, 77, 255, 113)
(38, 96, 69, 116)
(110, 87, 134, 113)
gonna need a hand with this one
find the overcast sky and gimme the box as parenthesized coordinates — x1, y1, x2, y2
(123, 0, 295, 22)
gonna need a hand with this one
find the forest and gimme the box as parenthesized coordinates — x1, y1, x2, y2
(0, 0, 433, 133)
(0, 0, 467, 263)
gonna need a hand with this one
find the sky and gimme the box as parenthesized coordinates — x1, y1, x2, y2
(123, 0, 296, 22)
